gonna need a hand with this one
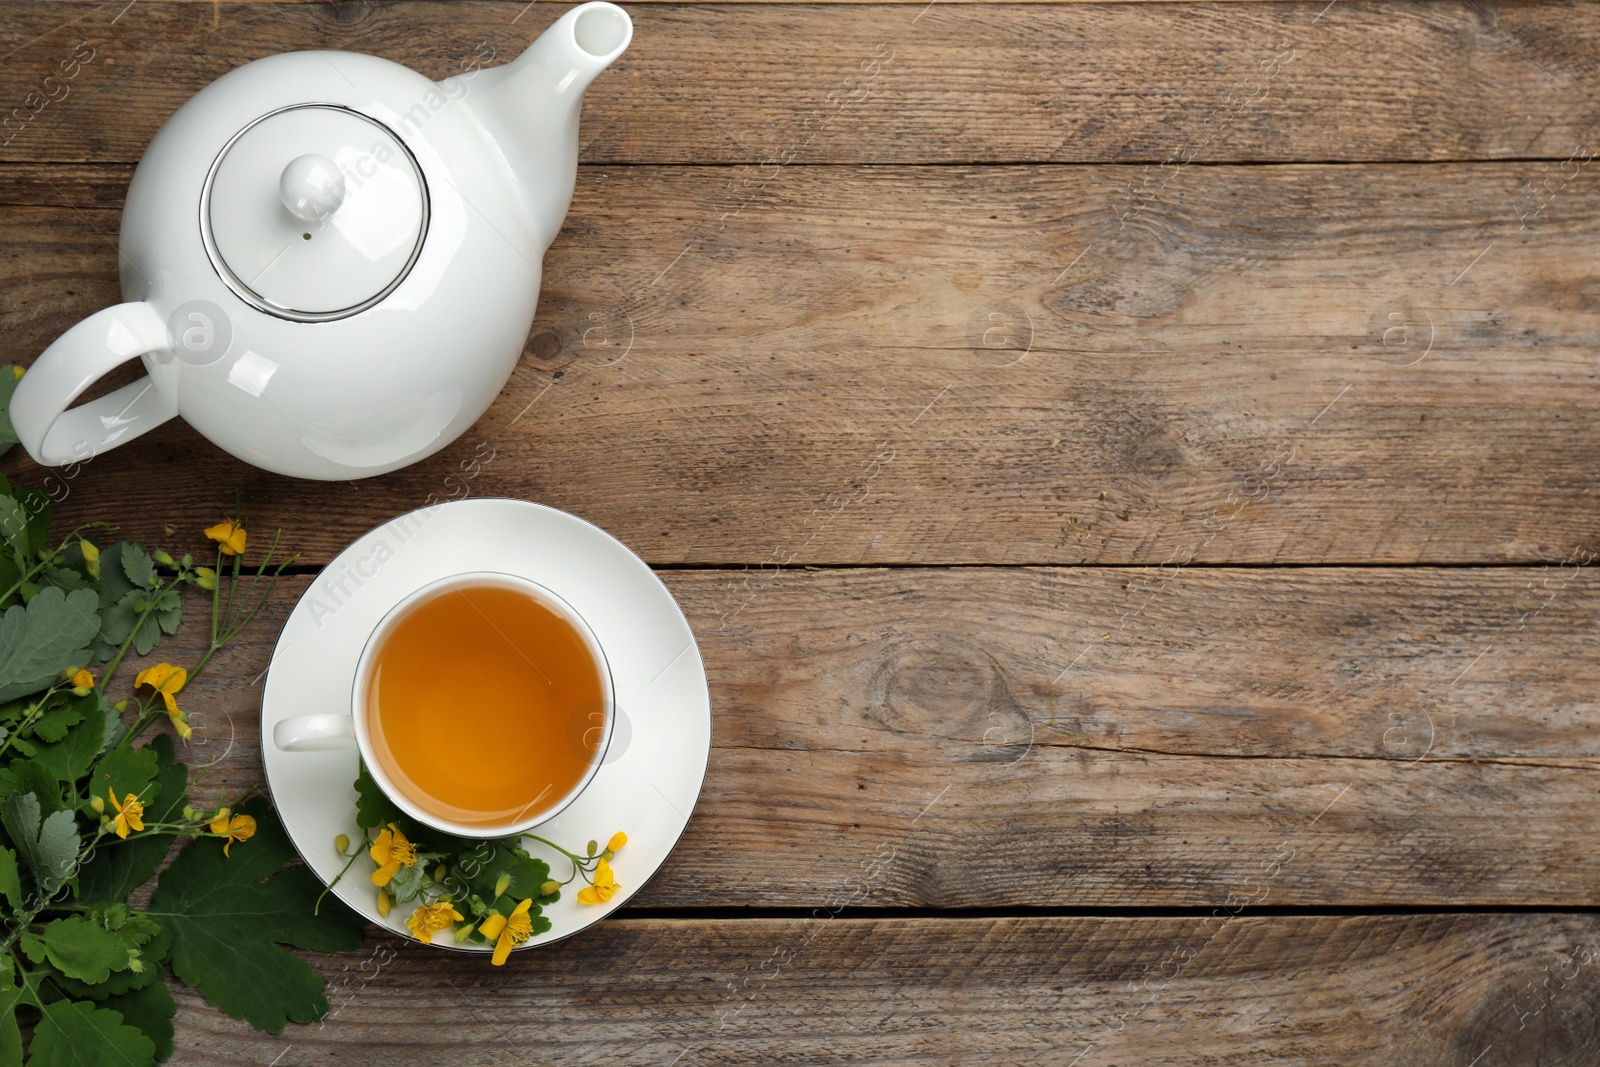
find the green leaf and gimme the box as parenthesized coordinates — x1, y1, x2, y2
(43, 911, 170, 1000)
(0, 555, 19, 609)
(78, 738, 186, 905)
(29, 718, 104, 790)
(75, 830, 178, 910)
(354, 763, 403, 831)
(148, 798, 364, 1033)
(0, 983, 22, 1067)
(34, 810, 81, 898)
(27, 998, 156, 1067)
(153, 590, 181, 637)
(88, 545, 144, 663)
(0, 761, 67, 818)
(0, 366, 19, 456)
(16, 488, 52, 558)
(91, 746, 159, 806)
(102, 981, 175, 1062)
(20, 917, 129, 984)
(0, 496, 28, 562)
(130, 605, 165, 657)
(95, 585, 175, 660)
(3, 791, 42, 866)
(500, 851, 552, 902)
(118, 544, 154, 591)
(0, 586, 99, 702)
(93, 591, 141, 653)
(31, 703, 84, 744)
(0, 845, 20, 910)
(95, 544, 136, 609)
(385, 857, 430, 904)
(6, 793, 82, 899)
(117, 543, 153, 591)
(37, 567, 91, 595)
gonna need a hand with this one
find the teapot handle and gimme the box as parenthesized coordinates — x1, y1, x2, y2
(11, 302, 176, 466)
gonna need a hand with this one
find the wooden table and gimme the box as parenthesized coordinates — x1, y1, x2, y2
(5, 0, 1599, 1062)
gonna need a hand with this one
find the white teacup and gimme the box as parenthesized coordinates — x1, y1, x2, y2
(272, 571, 614, 838)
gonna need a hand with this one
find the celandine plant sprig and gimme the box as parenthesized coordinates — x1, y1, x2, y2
(323, 766, 629, 965)
(0, 434, 364, 1065)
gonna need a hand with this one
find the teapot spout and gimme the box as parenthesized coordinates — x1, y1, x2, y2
(463, 2, 632, 249)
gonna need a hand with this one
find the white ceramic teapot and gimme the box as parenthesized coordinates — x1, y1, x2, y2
(10, 3, 631, 480)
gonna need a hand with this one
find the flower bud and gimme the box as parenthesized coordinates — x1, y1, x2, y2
(89, 795, 105, 814)
(182, 806, 197, 821)
(608, 831, 628, 852)
(586, 840, 597, 857)
(377, 889, 392, 917)
(434, 865, 447, 882)
(493, 873, 511, 899)
(335, 833, 350, 854)
(154, 550, 175, 567)
(539, 880, 560, 898)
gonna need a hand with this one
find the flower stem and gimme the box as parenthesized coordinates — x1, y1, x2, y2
(101, 580, 169, 691)
(0, 685, 61, 761)
(316, 842, 367, 916)
(0, 522, 108, 606)
(523, 834, 586, 866)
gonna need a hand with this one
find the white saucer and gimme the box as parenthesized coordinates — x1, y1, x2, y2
(259, 499, 711, 951)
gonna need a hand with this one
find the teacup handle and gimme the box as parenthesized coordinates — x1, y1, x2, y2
(273, 713, 357, 751)
(11, 302, 177, 466)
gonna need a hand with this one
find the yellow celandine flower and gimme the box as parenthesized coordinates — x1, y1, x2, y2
(79, 540, 99, 578)
(204, 520, 247, 556)
(208, 808, 257, 857)
(405, 900, 464, 945)
(369, 823, 417, 887)
(68, 668, 94, 691)
(195, 566, 218, 591)
(478, 898, 535, 966)
(576, 858, 618, 905)
(607, 831, 627, 853)
(135, 663, 191, 740)
(108, 790, 144, 839)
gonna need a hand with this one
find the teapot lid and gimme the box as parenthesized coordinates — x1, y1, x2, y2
(200, 104, 429, 322)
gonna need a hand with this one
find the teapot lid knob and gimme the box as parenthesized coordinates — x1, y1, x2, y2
(202, 105, 428, 321)
(279, 154, 346, 222)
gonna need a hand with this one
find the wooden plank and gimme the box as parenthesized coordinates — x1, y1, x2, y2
(117, 567, 1600, 908)
(33, 0, 1390, 5)
(169, 914, 1600, 1064)
(4, 162, 1598, 565)
(1, 2, 1596, 164)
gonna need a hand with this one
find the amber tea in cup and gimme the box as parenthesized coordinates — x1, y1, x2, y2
(355, 572, 612, 835)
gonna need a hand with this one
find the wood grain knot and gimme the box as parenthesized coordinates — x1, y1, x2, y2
(1450, 948, 1600, 1066)
(1046, 269, 1194, 331)
(870, 636, 1034, 763)
(523, 328, 566, 364)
